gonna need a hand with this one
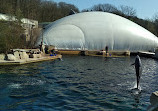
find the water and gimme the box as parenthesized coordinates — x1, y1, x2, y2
(0, 55, 158, 111)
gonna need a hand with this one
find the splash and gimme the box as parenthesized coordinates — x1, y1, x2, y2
(133, 82, 142, 91)
(8, 83, 22, 89)
(130, 82, 142, 95)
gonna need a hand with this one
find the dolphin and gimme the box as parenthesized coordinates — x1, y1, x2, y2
(132, 55, 142, 89)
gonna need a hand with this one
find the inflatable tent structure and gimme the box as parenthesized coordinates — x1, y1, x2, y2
(36, 12, 158, 52)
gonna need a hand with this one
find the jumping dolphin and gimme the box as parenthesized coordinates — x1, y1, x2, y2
(132, 55, 142, 89)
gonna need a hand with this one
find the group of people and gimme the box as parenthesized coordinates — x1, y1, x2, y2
(99, 46, 109, 56)
(39, 42, 56, 56)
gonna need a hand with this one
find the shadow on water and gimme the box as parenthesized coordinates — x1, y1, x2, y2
(130, 87, 142, 109)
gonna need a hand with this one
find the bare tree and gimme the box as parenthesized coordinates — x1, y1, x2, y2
(91, 4, 119, 13)
(153, 12, 158, 35)
(119, 5, 136, 16)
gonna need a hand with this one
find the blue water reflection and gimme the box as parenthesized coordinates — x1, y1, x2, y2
(0, 55, 158, 111)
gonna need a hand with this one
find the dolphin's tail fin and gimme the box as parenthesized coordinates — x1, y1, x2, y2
(136, 75, 141, 90)
(137, 77, 139, 89)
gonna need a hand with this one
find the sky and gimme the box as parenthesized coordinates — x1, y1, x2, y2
(52, 0, 158, 20)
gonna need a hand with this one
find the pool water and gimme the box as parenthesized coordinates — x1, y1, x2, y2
(0, 55, 158, 111)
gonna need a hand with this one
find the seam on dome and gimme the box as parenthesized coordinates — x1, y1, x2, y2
(44, 23, 87, 50)
(50, 23, 87, 50)
(68, 24, 87, 50)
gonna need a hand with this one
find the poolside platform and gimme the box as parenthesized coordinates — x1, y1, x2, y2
(130, 51, 155, 58)
(0, 54, 62, 65)
(58, 50, 158, 59)
(58, 50, 130, 57)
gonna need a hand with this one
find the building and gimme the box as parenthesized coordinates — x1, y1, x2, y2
(36, 12, 158, 52)
(0, 13, 38, 42)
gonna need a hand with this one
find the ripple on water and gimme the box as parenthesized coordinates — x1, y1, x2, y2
(0, 56, 158, 111)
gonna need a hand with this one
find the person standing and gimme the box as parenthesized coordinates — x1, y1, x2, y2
(105, 46, 108, 56)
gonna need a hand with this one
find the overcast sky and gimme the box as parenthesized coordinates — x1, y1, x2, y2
(52, 0, 158, 19)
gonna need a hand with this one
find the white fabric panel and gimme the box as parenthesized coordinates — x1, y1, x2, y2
(37, 12, 158, 52)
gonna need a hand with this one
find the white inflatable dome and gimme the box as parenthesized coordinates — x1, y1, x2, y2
(37, 12, 158, 51)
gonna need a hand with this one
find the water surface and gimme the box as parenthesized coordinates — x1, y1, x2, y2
(0, 55, 158, 111)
